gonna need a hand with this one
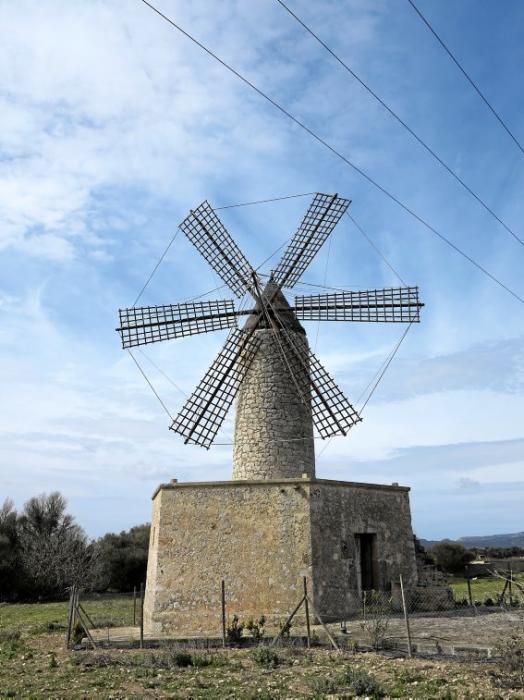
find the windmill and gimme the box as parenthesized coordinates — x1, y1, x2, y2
(117, 192, 423, 480)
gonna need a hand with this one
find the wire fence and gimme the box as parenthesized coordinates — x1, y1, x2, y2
(64, 569, 524, 663)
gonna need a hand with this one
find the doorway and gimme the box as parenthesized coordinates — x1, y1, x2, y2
(355, 533, 377, 591)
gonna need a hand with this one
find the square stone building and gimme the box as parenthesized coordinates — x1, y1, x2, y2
(144, 476, 417, 636)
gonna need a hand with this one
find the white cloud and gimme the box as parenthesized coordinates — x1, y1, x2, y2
(0, 0, 522, 541)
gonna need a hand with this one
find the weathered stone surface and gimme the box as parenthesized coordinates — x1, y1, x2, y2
(232, 329, 315, 480)
(143, 478, 417, 636)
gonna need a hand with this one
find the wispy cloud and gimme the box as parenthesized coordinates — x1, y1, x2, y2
(0, 0, 522, 539)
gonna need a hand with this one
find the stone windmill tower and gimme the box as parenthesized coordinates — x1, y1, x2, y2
(117, 193, 423, 636)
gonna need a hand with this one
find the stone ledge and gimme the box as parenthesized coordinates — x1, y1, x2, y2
(151, 477, 410, 499)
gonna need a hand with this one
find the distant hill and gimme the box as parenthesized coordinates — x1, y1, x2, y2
(458, 532, 524, 549)
(419, 532, 524, 550)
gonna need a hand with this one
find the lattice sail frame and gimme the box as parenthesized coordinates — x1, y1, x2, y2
(272, 193, 351, 289)
(294, 287, 422, 323)
(118, 300, 238, 348)
(179, 201, 255, 298)
(170, 329, 261, 449)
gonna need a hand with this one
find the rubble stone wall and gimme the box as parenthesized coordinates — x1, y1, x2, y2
(232, 330, 315, 480)
(144, 479, 417, 636)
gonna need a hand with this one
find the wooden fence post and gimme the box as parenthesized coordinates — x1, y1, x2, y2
(64, 585, 76, 649)
(466, 577, 473, 608)
(221, 579, 227, 648)
(303, 577, 311, 649)
(399, 574, 412, 658)
(139, 582, 144, 649)
(133, 586, 137, 626)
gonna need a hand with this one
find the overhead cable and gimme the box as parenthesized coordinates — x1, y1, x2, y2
(407, 0, 524, 159)
(276, 0, 524, 248)
(138, 0, 524, 306)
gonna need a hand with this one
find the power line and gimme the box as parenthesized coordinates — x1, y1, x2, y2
(276, 0, 524, 248)
(407, 0, 524, 159)
(138, 0, 524, 306)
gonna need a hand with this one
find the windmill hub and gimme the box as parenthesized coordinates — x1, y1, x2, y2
(243, 280, 305, 334)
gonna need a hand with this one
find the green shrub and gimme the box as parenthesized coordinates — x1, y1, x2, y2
(341, 667, 385, 697)
(251, 646, 280, 668)
(226, 614, 244, 644)
(0, 630, 20, 643)
(278, 619, 292, 639)
(494, 632, 524, 689)
(246, 615, 266, 640)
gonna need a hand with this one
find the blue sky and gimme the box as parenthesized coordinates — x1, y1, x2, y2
(1, 0, 523, 540)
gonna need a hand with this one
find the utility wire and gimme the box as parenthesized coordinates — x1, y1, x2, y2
(346, 212, 408, 287)
(138, 0, 524, 306)
(276, 0, 524, 248)
(407, 0, 524, 159)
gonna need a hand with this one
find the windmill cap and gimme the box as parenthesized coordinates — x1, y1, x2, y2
(244, 280, 305, 334)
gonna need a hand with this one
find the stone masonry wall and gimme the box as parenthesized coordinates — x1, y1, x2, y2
(309, 482, 418, 620)
(143, 480, 313, 637)
(143, 479, 418, 636)
(232, 329, 315, 480)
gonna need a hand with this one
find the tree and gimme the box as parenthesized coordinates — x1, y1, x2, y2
(18, 492, 94, 598)
(430, 541, 475, 574)
(0, 499, 22, 600)
(92, 524, 150, 592)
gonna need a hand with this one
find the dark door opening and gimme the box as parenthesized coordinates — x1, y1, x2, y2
(356, 533, 377, 591)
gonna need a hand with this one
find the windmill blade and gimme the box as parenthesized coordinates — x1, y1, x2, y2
(294, 287, 423, 323)
(117, 299, 240, 349)
(171, 329, 261, 448)
(278, 330, 361, 438)
(179, 201, 256, 298)
(272, 193, 351, 289)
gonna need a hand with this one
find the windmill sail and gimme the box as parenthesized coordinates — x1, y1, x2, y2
(294, 287, 422, 323)
(171, 329, 261, 448)
(272, 193, 351, 289)
(117, 300, 239, 348)
(179, 201, 256, 298)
